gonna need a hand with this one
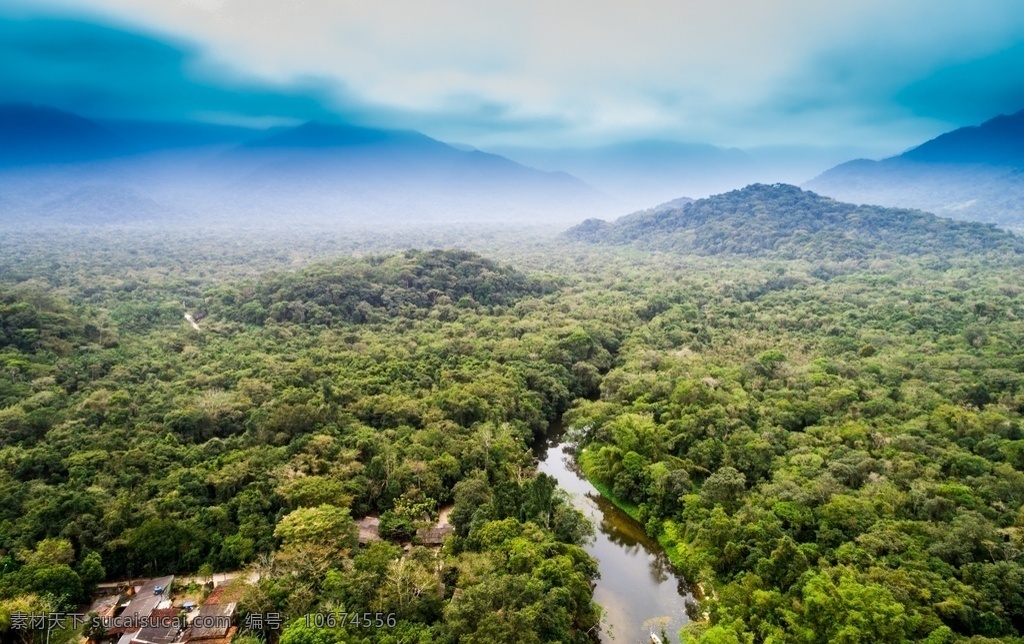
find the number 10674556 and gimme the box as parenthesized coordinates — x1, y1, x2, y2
(303, 612, 397, 628)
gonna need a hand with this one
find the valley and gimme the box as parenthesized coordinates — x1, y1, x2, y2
(3, 187, 1024, 642)
(6, 3, 1024, 642)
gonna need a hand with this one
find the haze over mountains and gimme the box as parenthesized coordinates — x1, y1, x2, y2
(5, 100, 1024, 234)
(0, 104, 611, 227)
(491, 141, 869, 211)
(807, 109, 1024, 230)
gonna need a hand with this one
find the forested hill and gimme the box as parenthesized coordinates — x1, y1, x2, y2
(0, 244, 610, 641)
(565, 183, 1023, 260)
(0, 289, 86, 409)
(208, 249, 552, 326)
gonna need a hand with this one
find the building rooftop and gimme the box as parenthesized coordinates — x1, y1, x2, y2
(121, 576, 175, 620)
(187, 603, 236, 641)
(201, 583, 244, 606)
(132, 627, 181, 644)
(105, 576, 175, 636)
(417, 524, 453, 545)
(131, 609, 183, 644)
(184, 627, 236, 644)
(116, 630, 139, 644)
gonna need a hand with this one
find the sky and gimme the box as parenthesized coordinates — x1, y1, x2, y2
(4, 0, 1024, 154)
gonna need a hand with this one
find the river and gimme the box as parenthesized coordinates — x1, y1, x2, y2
(535, 426, 691, 643)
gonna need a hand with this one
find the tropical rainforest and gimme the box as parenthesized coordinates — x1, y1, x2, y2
(2, 184, 1024, 643)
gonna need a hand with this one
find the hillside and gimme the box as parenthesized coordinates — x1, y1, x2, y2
(807, 110, 1024, 229)
(210, 249, 550, 326)
(565, 183, 1022, 260)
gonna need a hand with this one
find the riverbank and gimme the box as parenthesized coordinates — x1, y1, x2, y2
(576, 447, 706, 600)
(538, 437, 690, 642)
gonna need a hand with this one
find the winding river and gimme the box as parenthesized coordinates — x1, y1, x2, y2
(535, 425, 691, 643)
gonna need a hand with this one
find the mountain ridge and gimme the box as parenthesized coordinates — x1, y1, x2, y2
(807, 108, 1024, 229)
(0, 104, 611, 225)
(901, 109, 1024, 166)
(0, 103, 122, 165)
(566, 183, 1022, 260)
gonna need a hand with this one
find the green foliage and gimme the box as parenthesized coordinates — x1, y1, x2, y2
(273, 505, 358, 578)
(561, 246, 1024, 641)
(212, 249, 549, 327)
(278, 618, 348, 644)
(378, 494, 433, 541)
(76, 551, 106, 589)
(22, 538, 74, 566)
(0, 564, 83, 609)
(6, 216, 1024, 642)
(0, 290, 82, 355)
(567, 183, 1023, 260)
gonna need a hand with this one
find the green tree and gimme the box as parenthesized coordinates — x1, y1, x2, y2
(274, 505, 358, 577)
(700, 467, 746, 510)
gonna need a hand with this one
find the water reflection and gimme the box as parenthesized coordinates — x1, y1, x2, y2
(537, 436, 690, 643)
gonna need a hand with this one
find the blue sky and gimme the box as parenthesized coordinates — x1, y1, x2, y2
(4, 0, 1024, 153)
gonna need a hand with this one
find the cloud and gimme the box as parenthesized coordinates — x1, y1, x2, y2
(896, 42, 1024, 124)
(0, 14, 340, 125)
(6, 0, 1024, 149)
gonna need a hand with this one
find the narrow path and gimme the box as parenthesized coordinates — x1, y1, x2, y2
(184, 312, 201, 332)
(182, 302, 201, 332)
(95, 570, 257, 590)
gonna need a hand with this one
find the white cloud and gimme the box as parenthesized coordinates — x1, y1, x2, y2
(33, 0, 1024, 149)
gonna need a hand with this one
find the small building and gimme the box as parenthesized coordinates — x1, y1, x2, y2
(416, 525, 453, 546)
(182, 583, 240, 644)
(106, 576, 175, 637)
(186, 603, 236, 642)
(122, 577, 175, 620)
(132, 608, 182, 644)
(86, 593, 121, 621)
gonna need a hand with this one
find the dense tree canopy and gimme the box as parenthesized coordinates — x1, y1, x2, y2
(2, 204, 1024, 642)
(566, 184, 1023, 260)
(0, 243, 610, 643)
(564, 250, 1024, 642)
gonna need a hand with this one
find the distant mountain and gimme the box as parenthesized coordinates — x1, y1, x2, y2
(0, 104, 267, 166)
(494, 140, 873, 212)
(235, 120, 578, 182)
(0, 104, 123, 165)
(901, 109, 1024, 166)
(0, 106, 612, 227)
(98, 118, 267, 150)
(566, 183, 1022, 260)
(210, 121, 608, 224)
(807, 110, 1024, 230)
(36, 185, 170, 224)
(245, 120, 445, 151)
